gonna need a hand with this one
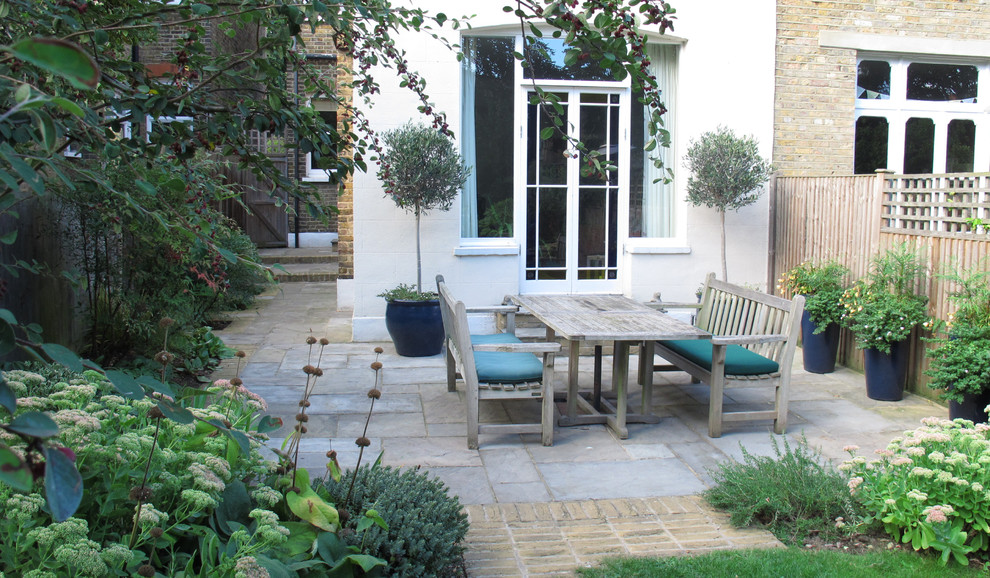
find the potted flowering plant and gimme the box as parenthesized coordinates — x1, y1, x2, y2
(840, 245, 929, 401)
(376, 122, 470, 357)
(925, 264, 990, 422)
(778, 260, 849, 373)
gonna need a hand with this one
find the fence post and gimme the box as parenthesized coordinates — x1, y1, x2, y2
(873, 169, 894, 253)
(767, 172, 778, 295)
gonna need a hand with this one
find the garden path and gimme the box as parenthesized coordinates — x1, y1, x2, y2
(214, 280, 944, 577)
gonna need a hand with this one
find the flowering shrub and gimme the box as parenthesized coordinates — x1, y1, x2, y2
(778, 260, 849, 333)
(0, 369, 291, 576)
(843, 417, 990, 565)
(840, 245, 929, 354)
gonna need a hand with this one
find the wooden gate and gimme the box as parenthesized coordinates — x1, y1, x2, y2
(219, 131, 289, 248)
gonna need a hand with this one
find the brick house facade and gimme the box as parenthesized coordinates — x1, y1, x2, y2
(775, 0, 990, 176)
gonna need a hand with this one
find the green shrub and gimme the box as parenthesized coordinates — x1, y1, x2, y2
(317, 465, 469, 577)
(704, 436, 859, 545)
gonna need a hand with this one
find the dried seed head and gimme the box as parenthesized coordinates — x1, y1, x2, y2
(154, 351, 175, 365)
(129, 485, 154, 502)
(320, 337, 330, 345)
(313, 368, 324, 377)
(295, 413, 309, 422)
(298, 399, 311, 407)
(294, 424, 308, 433)
(306, 336, 318, 345)
(147, 407, 166, 420)
(374, 346, 384, 354)
(230, 377, 243, 387)
(367, 388, 382, 399)
(222, 419, 232, 428)
(356, 436, 371, 448)
(303, 365, 317, 375)
(235, 350, 247, 358)
(149, 527, 165, 538)
(138, 564, 156, 577)
(159, 317, 175, 329)
(326, 450, 337, 459)
(370, 361, 383, 371)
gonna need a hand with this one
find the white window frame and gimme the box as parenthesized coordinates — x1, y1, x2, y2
(855, 53, 990, 174)
(302, 99, 337, 183)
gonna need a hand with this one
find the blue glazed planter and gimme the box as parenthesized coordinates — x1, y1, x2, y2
(863, 341, 909, 401)
(801, 310, 840, 374)
(949, 390, 990, 424)
(385, 300, 444, 357)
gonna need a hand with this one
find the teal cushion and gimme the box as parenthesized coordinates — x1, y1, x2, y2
(470, 333, 544, 384)
(658, 339, 779, 376)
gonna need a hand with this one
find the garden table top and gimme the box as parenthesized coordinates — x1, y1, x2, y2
(508, 294, 709, 439)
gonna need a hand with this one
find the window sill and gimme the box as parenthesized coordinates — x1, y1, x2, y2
(302, 175, 332, 183)
(454, 242, 520, 256)
(624, 244, 691, 255)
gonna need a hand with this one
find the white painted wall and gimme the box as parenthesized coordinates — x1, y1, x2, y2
(348, 0, 777, 341)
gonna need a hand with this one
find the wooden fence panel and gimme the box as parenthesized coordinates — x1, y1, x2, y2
(772, 172, 990, 398)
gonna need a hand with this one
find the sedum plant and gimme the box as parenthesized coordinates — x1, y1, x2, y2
(778, 260, 849, 333)
(843, 417, 990, 565)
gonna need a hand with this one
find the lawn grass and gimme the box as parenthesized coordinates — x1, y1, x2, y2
(577, 547, 985, 577)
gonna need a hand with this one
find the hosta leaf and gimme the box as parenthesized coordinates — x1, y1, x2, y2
(43, 445, 83, 521)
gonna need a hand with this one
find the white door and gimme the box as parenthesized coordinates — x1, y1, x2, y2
(520, 89, 628, 293)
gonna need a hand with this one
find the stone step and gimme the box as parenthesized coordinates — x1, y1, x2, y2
(271, 262, 339, 283)
(258, 246, 338, 265)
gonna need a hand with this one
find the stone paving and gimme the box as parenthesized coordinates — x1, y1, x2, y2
(214, 281, 947, 577)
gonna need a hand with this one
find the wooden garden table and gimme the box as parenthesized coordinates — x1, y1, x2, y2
(508, 294, 709, 438)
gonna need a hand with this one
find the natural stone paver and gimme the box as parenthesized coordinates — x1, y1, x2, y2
(214, 278, 947, 577)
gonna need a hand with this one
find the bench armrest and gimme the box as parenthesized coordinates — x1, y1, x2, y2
(647, 301, 702, 311)
(473, 342, 561, 354)
(465, 305, 519, 314)
(710, 334, 788, 346)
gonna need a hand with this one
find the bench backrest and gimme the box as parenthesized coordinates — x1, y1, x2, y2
(436, 276, 478, 382)
(696, 273, 803, 363)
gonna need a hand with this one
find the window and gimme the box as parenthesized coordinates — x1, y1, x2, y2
(303, 99, 337, 182)
(854, 56, 987, 174)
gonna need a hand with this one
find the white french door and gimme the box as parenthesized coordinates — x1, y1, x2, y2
(519, 88, 629, 294)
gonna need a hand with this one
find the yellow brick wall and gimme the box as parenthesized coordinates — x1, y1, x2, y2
(774, 0, 990, 176)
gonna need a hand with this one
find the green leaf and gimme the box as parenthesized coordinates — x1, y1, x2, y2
(30, 110, 57, 152)
(43, 446, 83, 521)
(217, 247, 237, 264)
(105, 370, 145, 400)
(214, 480, 252, 536)
(155, 400, 194, 424)
(0, 377, 16, 414)
(7, 38, 99, 90)
(256, 415, 283, 434)
(0, 446, 32, 491)
(136, 375, 176, 399)
(540, 127, 554, 140)
(282, 522, 319, 557)
(40, 342, 83, 372)
(8, 412, 59, 438)
(50, 98, 85, 118)
(0, 229, 16, 245)
(135, 180, 157, 196)
(14, 83, 30, 103)
(0, 144, 43, 194)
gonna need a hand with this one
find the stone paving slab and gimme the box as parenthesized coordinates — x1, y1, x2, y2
(213, 280, 951, 577)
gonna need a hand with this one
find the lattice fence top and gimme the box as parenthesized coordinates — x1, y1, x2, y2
(881, 173, 990, 239)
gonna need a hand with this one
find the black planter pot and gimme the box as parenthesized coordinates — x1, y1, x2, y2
(863, 341, 909, 401)
(385, 300, 444, 357)
(949, 390, 990, 424)
(801, 310, 840, 374)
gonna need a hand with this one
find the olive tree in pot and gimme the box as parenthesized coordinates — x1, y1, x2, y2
(377, 122, 470, 357)
(684, 126, 773, 281)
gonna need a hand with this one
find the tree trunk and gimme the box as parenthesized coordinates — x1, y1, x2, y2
(415, 200, 423, 293)
(720, 209, 727, 281)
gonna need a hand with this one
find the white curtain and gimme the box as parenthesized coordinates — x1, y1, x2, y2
(643, 44, 677, 237)
(460, 39, 479, 237)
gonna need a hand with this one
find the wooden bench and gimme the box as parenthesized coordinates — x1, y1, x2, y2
(436, 275, 560, 449)
(643, 273, 805, 437)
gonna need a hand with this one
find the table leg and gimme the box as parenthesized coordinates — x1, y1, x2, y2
(606, 340, 630, 439)
(593, 344, 602, 410)
(566, 338, 580, 420)
(640, 340, 655, 415)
